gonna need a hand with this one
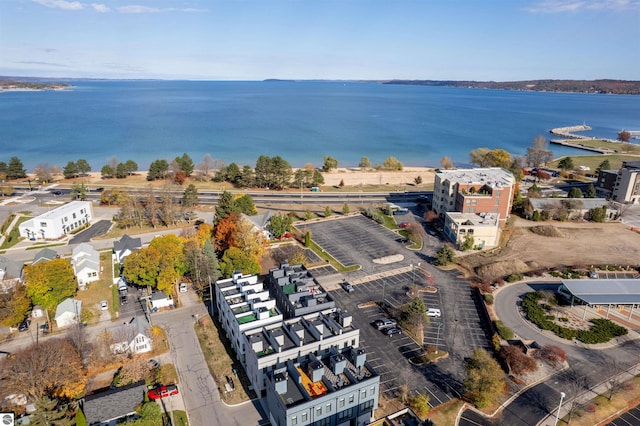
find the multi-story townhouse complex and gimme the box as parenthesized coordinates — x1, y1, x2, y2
(268, 263, 336, 318)
(265, 347, 380, 426)
(214, 265, 380, 426)
(243, 309, 360, 396)
(215, 271, 283, 356)
(596, 160, 640, 204)
(432, 168, 515, 249)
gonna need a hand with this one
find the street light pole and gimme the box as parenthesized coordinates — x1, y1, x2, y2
(381, 279, 386, 306)
(554, 392, 566, 426)
(434, 322, 443, 354)
(412, 262, 421, 285)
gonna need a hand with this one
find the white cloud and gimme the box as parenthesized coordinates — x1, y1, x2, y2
(526, 0, 640, 13)
(91, 3, 110, 13)
(32, 0, 84, 10)
(116, 5, 163, 13)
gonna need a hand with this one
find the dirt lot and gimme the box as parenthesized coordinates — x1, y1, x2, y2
(458, 217, 640, 281)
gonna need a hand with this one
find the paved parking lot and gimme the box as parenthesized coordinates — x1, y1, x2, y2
(606, 404, 640, 426)
(294, 212, 492, 408)
(297, 215, 407, 271)
(332, 269, 453, 407)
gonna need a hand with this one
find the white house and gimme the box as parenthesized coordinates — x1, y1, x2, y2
(19, 201, 93, 241)
(54, 298, 82, 328)
(150, 291, 173, 311)
(242, 211, 274, 240)
(72, 243, 100, 290)
(108, 317, 152, 355)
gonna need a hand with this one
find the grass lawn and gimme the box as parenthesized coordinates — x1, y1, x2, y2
(169, 410, 189, 426)
(74, 251, 117, 324)
(561, 375, 640, 425)
(427, 399, 466, 426)
(0, 214, 33, 250)
(548, 153, 640, 172)
(194, 314, 256, 405)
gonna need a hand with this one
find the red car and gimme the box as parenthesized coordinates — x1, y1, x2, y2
(148, 384, 179, 400)
(398, 222, 411, 228)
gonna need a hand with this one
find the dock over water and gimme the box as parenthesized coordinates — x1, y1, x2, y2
(549, 125, 592, 139)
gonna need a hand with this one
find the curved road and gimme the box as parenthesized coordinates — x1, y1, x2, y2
(460, 281, 640, 426)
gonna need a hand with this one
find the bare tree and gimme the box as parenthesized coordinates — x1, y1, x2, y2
(66, 326, 92, 367)
(602, 358, 628, 401)
(440, 156, 454, 169)
(562, 367, 588, 423)
(107, 156, 119, 172)
(526, 136, 553, 167)
(198, 153, 215, 178)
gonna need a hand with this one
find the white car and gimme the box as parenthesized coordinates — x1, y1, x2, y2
(100, 300, 108, 310)
(179, 282, 188, 293)
(427, 308, 441, 318)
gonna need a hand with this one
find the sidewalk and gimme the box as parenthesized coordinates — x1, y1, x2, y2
(537, 362, 640, 425)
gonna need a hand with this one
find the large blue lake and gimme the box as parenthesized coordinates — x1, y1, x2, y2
(1, 80, 638, 171)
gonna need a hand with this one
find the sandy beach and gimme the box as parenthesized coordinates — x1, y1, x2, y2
(58, 167, 436, 189)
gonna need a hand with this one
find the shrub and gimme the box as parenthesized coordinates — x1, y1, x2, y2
(494, 320, 514, 340)
(536, 345, 566, 368)
(507, 273, 524, 282)
(484, 294, 494, 305)
(500, 345, 538, 375)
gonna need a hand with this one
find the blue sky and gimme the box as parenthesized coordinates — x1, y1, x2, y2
(1, 0, 639, 81)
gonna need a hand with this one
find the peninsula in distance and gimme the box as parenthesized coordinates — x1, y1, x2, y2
(2, 77, 640, 95)
(267, 78, 640, 95)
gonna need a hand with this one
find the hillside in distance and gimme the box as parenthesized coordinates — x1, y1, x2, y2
(384, 79, 640, 95)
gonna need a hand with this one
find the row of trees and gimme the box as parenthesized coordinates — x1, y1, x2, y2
(0, 156, 27, 180)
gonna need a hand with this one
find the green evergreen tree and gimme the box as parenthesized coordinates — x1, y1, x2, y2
(76, 159, 91, 176)
(342, 203, 350, 214)
(568, 187, 583, 198)
(182, 183, 199, 207)
(124, 159, 138, 176)
(71, 183, 87, 200)
(215, 191, 239, 221)
(323, 156, 338, 172)
(235, 194, 256, 215)
(203, 237, 222, 284)
(30, 397, 74, 426)
(324, 206, 332, 217)
(115, 162, 128, 179)
(433, 245, 456, 266)
(7, 157, 26, 179)
(63, 161, 79, 179)
(585, 184, 596, 198)
(176, 152, 194, 176)
(101, 164, 114, 178)
(312, 170, 325, 186)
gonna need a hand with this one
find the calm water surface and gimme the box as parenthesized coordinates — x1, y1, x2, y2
(1, 80, 638, 171)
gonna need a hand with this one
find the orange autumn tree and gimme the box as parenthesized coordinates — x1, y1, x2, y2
(215, 213, 239, 253)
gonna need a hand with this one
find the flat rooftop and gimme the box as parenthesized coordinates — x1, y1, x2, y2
(436, 167, 514, 188)
(447, 212, 499, 226)
(561, 279, 640, 304)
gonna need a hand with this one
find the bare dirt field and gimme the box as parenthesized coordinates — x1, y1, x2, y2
(458, 217, 640, 281)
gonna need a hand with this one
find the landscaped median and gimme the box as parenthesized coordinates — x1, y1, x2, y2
(522, 290, 628, 343)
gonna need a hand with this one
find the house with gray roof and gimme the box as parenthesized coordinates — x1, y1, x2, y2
(81, 381, 146, 425)
(113, 235, 142, 263)
(73, 243, 100, 289)
(242, 211, 275, 239)
(32, 248, 58, 264)
(54, 298, 82, 328)
(0, 255, 24, 292)
(107, 316, 152, 355)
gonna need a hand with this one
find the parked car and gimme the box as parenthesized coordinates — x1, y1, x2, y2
(374, 318, 397, 330)
(51, 190, 62, 196)
(18, 318, 31, 332)
(385, 327, 402, 336)
(341, 281, 354, 293)
(393, 208, 409, 215)
(148, 384, 178, 400)
(100, 300, 108, 310)
(179, 282, 188, 293)
(427, 308, 441, 318)
(148, 359, 160, 369)
(120, 295, 127, 305)
(398, 222, 410, 228)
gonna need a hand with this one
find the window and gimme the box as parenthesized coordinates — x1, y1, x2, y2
(339, 398, 345, 408)
(40, 222, 47, 227)
(361, 389, 367, 398)
(348, 394, 354, 404)
(72, 213, 77, 219)
(326, 403, 331, 413)
(370, 386, 375, 395)
(495, 199, 500, 205)
(291, 416, 297, 425)
(301, 413, 307, 422)
(316, 407, 322, 416)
